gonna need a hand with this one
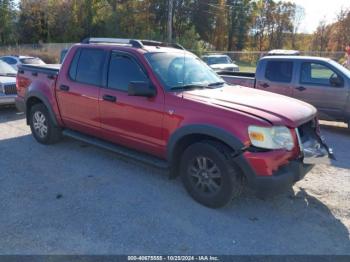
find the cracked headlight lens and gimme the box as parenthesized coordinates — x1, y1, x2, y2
(248, 125, 294, 151)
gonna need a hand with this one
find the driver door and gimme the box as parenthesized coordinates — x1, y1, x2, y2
(99, 51, 165, 156)
(293, 61, 347, 120)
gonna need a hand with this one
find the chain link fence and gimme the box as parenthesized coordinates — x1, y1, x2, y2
(0, 43, 74, 63)
(0, 43, 347, 71)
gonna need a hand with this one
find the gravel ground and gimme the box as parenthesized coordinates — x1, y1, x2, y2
(0, 107, 349, 255)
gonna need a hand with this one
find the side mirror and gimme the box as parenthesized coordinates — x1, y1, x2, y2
(128, 81, 156, 97)
(329, 76, 343, 87)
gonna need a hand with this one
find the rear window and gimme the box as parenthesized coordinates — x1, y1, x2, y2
(74, 48, 106, 86)
(265, 61, 293, 83)
(20, 58, 45, 65)
(2, 57, 17, 65)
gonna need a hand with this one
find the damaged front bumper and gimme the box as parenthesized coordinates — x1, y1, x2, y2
(296, 128, 334, 165)
(243, 126, 334, 194)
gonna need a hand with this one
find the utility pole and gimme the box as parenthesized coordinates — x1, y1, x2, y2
(167, 0, 173, 43)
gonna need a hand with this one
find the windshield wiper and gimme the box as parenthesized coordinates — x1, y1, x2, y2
(169, 84, 207, 91)
(208, 81, 225, 87)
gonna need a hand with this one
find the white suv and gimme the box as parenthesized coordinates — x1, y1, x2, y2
(0, 60, 17, 106)
(201, 54, 239, 72)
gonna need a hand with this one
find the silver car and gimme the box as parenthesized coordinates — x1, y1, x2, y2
(0, 55, 45, 71)
(201, 54, 239, 72)
(0, 61, 17, 106)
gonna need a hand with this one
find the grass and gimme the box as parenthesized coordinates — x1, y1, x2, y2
(235, 61, 256, 73)
(238, 65, 256, 73)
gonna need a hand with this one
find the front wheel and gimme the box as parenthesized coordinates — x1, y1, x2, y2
(29, 103, 62, 144)
(180, 141, 243, 208)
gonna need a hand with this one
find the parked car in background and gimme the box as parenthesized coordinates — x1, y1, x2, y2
(201, 54, 239, 72)
(218, 56, 350, 127)
(0, 55, 45, 70)
(15, 38, 332, 208)
(0, 60, 17, 106)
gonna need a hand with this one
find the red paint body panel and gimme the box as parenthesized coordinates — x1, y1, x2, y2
(18, 69, 64, 127)
(99, 87, 165, 156)
(17, 43, 318, 179)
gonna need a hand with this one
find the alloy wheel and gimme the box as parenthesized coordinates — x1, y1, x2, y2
(188, 156, 222, 194)
(33, 111, 48, 138)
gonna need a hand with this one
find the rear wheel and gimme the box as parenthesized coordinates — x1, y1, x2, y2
(180, 141, 243, 208)
(29, 103, 62, 144)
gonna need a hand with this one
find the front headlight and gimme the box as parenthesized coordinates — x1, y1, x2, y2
(248, 126, 294, 151)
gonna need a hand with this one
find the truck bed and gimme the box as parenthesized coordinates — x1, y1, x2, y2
(217, 71, 256, 88)
(19, 64, 61, 75)
(16, 64, 61, 99)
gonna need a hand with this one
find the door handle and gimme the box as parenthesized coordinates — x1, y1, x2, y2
(260, 82, 269, 88)
(103, 94, 117, 102)
(59, 85, 70, 91)
(295, 86, 306, 91)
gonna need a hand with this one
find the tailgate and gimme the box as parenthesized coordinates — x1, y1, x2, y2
(221, 75, 255, 88)
(16, 64, 60, 98)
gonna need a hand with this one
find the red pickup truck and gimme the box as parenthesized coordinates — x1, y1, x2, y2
(15, 38, 332, 208)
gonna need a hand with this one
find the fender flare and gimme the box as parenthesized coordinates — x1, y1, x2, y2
(167, 124, 257, 181)
(167, 124, 245, 162)
(25, 91, 59, 126)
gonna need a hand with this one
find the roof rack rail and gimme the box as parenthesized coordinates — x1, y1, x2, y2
(81, 38, 185, 50)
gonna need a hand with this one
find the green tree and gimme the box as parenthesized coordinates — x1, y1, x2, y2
(227, 0, 254, 51)
(0, 0, 17, 44)
(17, 0, 49, 43)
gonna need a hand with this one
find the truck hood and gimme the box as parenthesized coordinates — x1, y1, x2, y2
(182, 85, 317, 128)
(0, 76, 16, 85)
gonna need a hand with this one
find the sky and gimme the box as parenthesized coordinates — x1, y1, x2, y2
(283, 0, 350, 33)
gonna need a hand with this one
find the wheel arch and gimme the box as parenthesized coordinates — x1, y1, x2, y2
(25, 91, 58, 126)
(167, 125, 249, 178)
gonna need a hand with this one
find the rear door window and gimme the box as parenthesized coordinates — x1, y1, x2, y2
(75, 48, 106, 86)
(265, 61, 293, 83)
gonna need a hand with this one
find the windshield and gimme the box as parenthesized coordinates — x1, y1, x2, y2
(329, 60, 350, 78)
(0, 60, 17, 75)
(145, 52, 223, 91)
(205, 56, 232, 65)
(20, 57, 45, 65)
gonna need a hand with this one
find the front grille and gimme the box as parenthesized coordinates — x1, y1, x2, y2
(227, 67, 239, 72)
(298, 119, 317, 143)
(3, 84, 17, 95)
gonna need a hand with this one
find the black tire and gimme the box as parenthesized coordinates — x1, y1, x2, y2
(29, 103, 62, 144)
(180, 141, 243, 208)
